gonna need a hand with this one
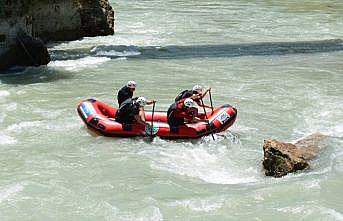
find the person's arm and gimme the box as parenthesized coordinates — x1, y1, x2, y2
(146, 99, 157, 105)
(195, 100, 212, 108)
(191, 87, 211, 100)
(134, 114, 150, 127)
(201, 87, 211, 97)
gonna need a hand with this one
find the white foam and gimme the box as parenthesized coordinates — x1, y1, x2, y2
(49, 56, 111, 71)
(5, 102, 17, 111)
(0, 183, 24, 203)
(6, 121, 45, 132)
(277, 205, 309, 215)
(278, 205, 343, 220)
(294, 92, 343, 138)
(321, 208, 343, 220)
(151, 147, 257, 184)
(332, 123, 343, 138)
(0, 133, 17, 145)
(94, 49, 141, 57)
(169, 197, 225, 212)
(50, 35, 118, 50)
(0, 90, 10, 98)
(103, 205, 163, 221)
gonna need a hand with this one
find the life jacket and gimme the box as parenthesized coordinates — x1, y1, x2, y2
(167, 102, 178, 120)
(167, 99, 197, 126)
(116, 97, 139, 123)
(167, 100, 184, 126)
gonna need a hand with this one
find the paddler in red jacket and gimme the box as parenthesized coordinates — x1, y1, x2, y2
(174, 85, 212, 109)
(167, 98, 201, 127)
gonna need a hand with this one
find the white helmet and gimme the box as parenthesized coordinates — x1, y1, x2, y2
(192, 84, 203, 93)
(136, 97, 147, 107)
(183, 98, 195, 108)
(127, 80, 137, 89)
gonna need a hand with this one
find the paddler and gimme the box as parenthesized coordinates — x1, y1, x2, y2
(174, 85, 212, 108)
(117, 80, 137, 106)
(167, 98, 202, 127)
(116, 97, 156, 127)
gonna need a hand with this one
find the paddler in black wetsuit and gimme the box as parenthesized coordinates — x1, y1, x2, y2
(116, 97, 156, 127)
(175, 85, 212, 108)
(117, 80, 137, 106)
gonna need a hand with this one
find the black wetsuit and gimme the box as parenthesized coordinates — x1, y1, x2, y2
(116, 98, 140, 124)
(174, 90, 201, 104)
(117, 86, 133, 106)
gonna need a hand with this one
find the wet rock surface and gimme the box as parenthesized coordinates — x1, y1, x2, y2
(263, 133, 325, 177)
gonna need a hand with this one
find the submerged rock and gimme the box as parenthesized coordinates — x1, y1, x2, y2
(263, 133, 325, 177)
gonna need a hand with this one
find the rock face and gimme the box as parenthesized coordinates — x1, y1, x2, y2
(263, 133, 324, 177)
(31, 0, 115, 41)
(0, 0, 115, 71)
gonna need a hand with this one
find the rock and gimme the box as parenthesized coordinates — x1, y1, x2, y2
(78, 0, 115, 37)
(263, 133, 325, 177)
(32, 0, 115, 41)
(15, 34, 50, 66)
(0, 34, 50, 70)
(0, 0, 115, 70)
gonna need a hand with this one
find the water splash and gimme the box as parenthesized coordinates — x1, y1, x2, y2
(49, 56, 111, 71)
(150, 147, 257, 184)
(0, 183, 25, 203)
(0, 133, 17, 145)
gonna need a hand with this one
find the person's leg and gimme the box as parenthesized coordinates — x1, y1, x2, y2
(139, 108, 146, 122)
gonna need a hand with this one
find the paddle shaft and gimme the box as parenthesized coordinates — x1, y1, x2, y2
(200, 98, 215, 140)
(150, 102, 155, 136)
(209, 90, 214, 114)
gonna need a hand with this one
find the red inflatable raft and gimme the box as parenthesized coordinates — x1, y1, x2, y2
(77, 99, 237, 139)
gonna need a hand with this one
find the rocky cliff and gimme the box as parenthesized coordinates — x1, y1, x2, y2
(0, 0, 115, 71)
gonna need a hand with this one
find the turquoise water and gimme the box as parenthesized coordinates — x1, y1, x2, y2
(0, 1, 343, 220)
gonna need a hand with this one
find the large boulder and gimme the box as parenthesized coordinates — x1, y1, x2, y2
(263, 133, 324, 177)
(0, 34, 50, 70)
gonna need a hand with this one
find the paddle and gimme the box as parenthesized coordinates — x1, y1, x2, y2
(209, 90, 214, 115)
(200, 98, 215, 141)
(150, 101, 156, 137)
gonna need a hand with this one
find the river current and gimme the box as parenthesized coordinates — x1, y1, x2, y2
(0, 0, 343, 220)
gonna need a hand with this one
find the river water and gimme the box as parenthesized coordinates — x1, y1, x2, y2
(0, 0, 343, 220)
